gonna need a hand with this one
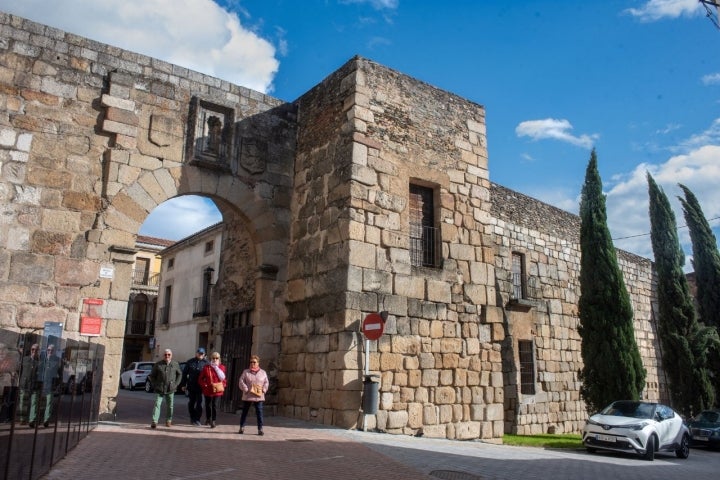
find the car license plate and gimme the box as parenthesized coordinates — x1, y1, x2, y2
(596, 434, 615, 442)
(695, 436, 709, 442)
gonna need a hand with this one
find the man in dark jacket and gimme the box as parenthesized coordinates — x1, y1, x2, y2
(37, 343, 61, 427)
(17, 343, 39, 425)
(148, 348, 182, 428)
(180, 347, 208, 426)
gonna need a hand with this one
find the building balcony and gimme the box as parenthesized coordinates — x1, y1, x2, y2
(132, 269, 160, 288)
(126, 320, 155, 337)
(193, 296, 210, 317)
(505, 273, 540, 310)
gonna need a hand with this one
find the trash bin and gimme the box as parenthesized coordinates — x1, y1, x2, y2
(362, 374, 379, 414)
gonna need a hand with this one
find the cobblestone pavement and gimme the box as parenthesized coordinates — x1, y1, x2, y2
(42, 390, 719, 480)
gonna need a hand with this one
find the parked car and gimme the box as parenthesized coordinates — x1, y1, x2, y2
(687, 409, 720, 449)
(582, 400, 690, 461)
(144, 361, 186, 393)
(62, 357, 90, 394)
(119, 361, 154, 390)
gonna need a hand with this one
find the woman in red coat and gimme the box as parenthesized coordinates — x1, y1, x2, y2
(198, 352, 226, 428)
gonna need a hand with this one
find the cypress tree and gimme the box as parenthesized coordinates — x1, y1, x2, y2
(678, 184, 720, 329)
(647, 174, 715, 416)
(678, 183, 720, 404)
(578, 150, 646, 413)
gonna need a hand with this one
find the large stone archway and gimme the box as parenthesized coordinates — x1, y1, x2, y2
(0, 17, 296, 414)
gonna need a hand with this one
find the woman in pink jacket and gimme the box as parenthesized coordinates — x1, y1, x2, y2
(198, 352, 226, 428)
(238, 354, 268, 435)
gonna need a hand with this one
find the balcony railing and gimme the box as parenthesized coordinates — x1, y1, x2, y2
(508, 273, 540, 301)
(410, 225, 438, 267)
(132, 269, 160, 287)
(193, 296, 210, 317)
(126, 320, 155, 336)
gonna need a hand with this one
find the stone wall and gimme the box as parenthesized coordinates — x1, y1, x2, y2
(283, 56, 508, 440)
(0, 12, 292, 414)
(490, 183, 661, 434)
(1, 12, 665, 443)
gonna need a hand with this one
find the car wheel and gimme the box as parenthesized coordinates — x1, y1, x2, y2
(643, 435, 656, 461)
(129, 380, 135, 391)
(144, 381, 152, 393)
(119, 378, 125, 389)
(676, 434, 690, 459)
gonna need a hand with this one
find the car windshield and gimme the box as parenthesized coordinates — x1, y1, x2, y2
(600, 401, 656, 419)
(695, 411, 720, 423)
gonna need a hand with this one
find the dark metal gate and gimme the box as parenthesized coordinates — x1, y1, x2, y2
(219, 307, 253, 412)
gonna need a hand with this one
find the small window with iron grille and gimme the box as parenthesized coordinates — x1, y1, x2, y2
(518, 339, 536, 395)
(511, 252, 526, 300)
(409, 183, 439, 267)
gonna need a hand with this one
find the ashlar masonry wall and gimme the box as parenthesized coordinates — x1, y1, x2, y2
(491, 184, 662, 435)
(283, 57, 507, 440)
(0, 13, 293, 415)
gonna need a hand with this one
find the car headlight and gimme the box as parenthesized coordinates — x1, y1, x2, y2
(624, 422, 649, 431)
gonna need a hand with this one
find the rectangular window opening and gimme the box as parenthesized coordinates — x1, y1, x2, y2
(409, 183, 438, 268)
(511, 252, 526, 300)
(518, 339, 536, 395)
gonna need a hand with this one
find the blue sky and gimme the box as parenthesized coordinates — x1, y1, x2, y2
(2, 0, 719, 266)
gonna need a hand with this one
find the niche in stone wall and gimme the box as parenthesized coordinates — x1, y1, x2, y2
(185, 97, 235, 170)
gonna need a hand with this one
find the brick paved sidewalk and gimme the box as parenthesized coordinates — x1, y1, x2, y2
(42, 418, 430, 480)
(41, 391, 430, 480)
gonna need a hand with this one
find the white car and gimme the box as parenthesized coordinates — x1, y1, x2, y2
(119, 361, 154, 391)
(582, 400, 690, 461)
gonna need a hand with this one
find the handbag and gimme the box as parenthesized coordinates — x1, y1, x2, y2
(251, 383, 263, 396)
(211, 381, 224, 394)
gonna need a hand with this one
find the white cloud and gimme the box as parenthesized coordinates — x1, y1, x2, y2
(0, 0, 279, 93)
(340, 0, 399, 10)
(655, 123, 682, 135)
(623, 0, 703, 22)
(676, 118, 720, 151)
(606, 143, 720, 265)
(140, 196, 223, 241)
(702, 73, 720, 85)
(515, 118, 598, 149)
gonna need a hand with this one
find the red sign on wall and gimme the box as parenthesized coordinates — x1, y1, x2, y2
(80, 298, 103, 336)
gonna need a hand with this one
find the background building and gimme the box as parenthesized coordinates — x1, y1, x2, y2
(122, 235, 173, 366)
(154, 223, 223, 362)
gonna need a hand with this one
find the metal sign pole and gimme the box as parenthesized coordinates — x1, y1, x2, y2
(362, 338, 369, 431)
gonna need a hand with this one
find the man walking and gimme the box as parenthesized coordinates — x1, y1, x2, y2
(180, 347, 208, 426)
(17, 343, 39, 426)
(147, 349, 182, 428)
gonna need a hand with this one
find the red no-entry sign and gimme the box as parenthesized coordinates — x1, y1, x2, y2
(362, 313, 385, 340)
